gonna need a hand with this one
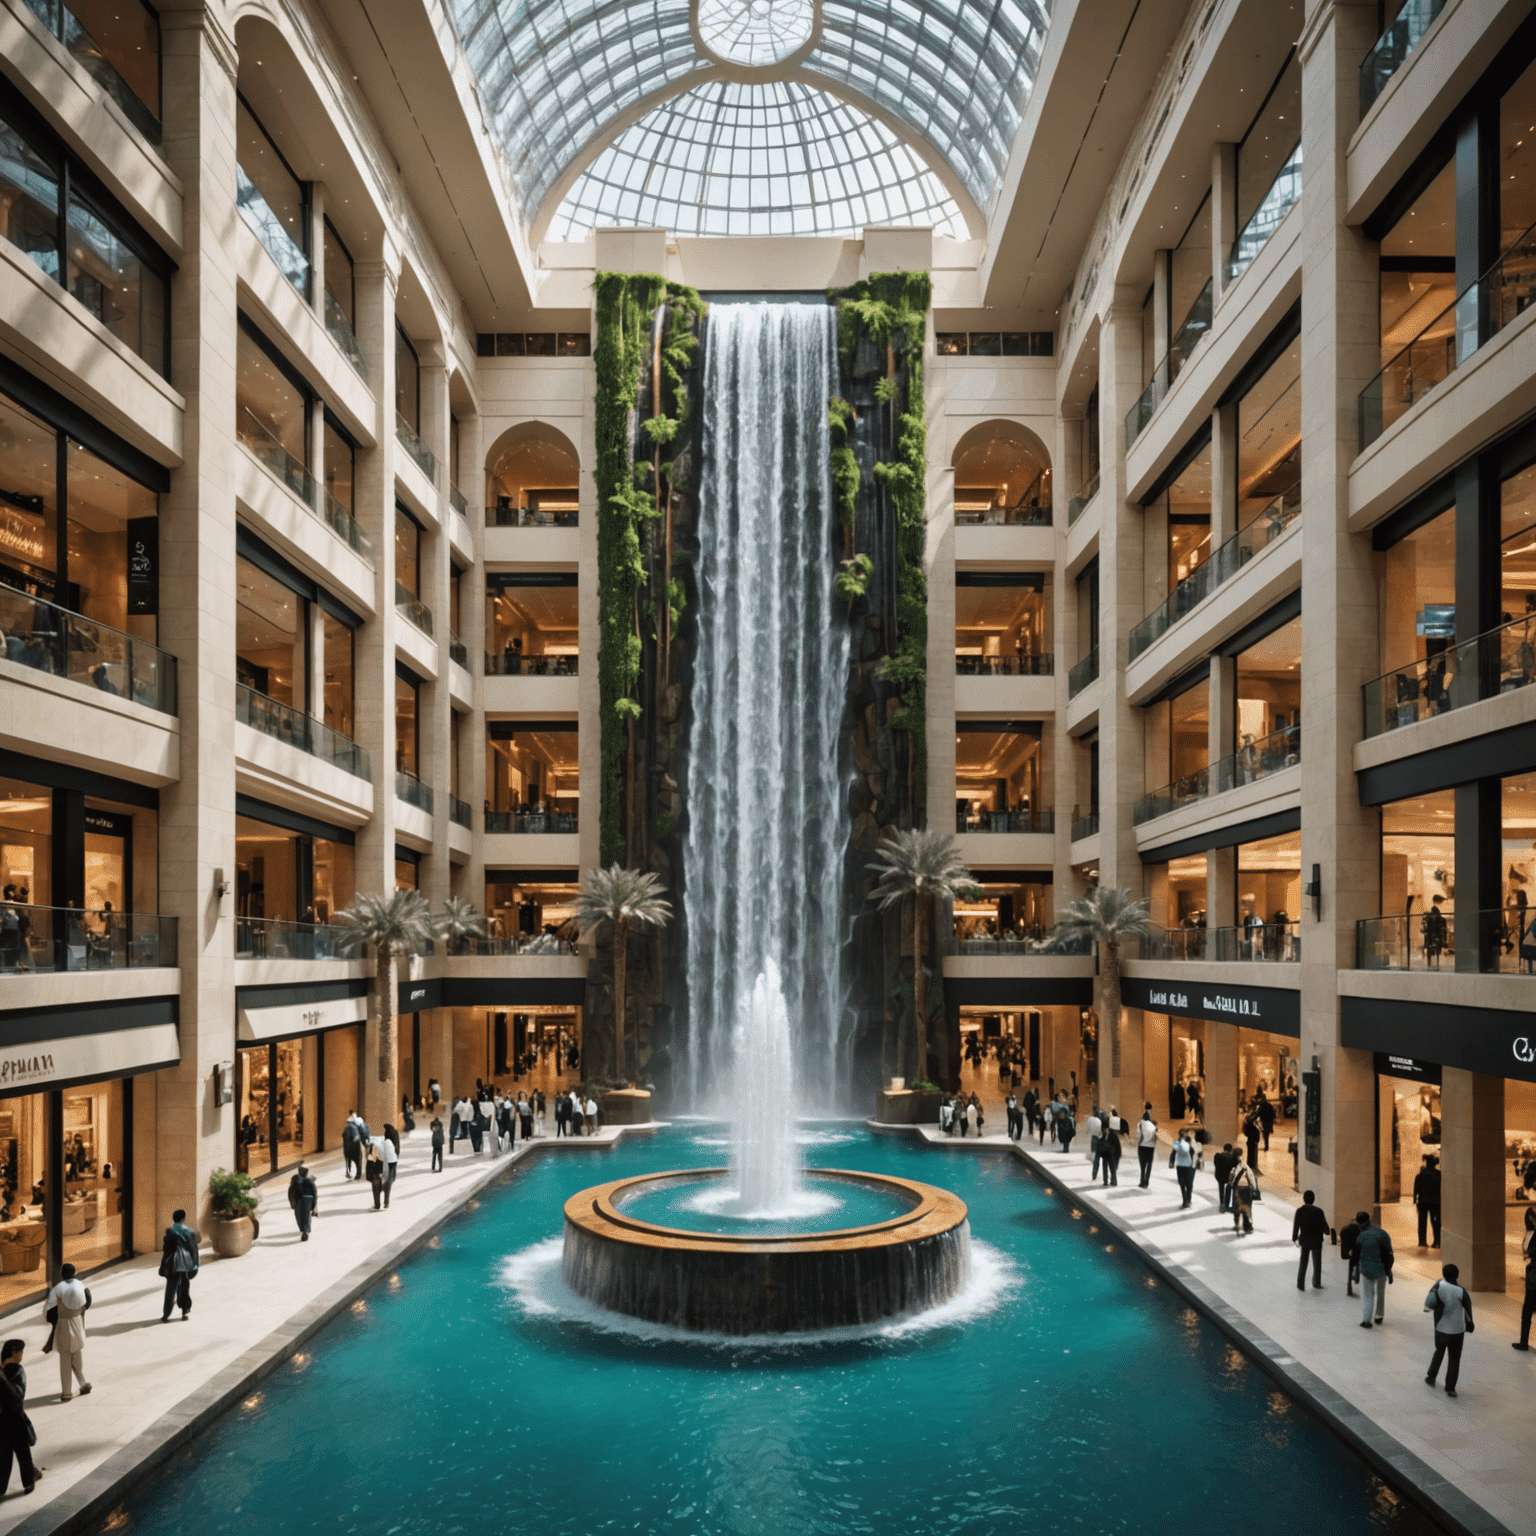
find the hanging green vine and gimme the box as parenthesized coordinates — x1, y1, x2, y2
(593, 272, 704, 865)
(830, 270, 932, 804)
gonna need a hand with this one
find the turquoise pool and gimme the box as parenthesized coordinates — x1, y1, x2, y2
(101, 1125, 1442, 1534)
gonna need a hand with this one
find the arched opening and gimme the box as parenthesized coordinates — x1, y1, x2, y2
(485, 422, 581, 528)
(951, 421, 1052, 526)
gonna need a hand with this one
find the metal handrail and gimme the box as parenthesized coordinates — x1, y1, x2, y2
(1133, 724, 1300, 825)
(1225, 142, 1302, 287)
(0, 902, 176, 971)
(396, 413, 437, 481)
(236, 683, 370, 779)
(1361, 0, 1446, 115)
(1357, 907, 1536, 975)
(395, 769, 434, 814)
(1364, 612, 1536, 738)
(1125, 277, 1213, 447)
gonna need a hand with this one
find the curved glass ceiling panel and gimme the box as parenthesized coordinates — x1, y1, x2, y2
(697, 0, 814, 65)
(546, 80, 967, 241)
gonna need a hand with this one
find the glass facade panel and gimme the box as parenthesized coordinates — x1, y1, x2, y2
(953, 873, 1053, 946)
(66, 438, 157, 639)
(1378, 159, 1455, 368)
(1236, 55, 1301, 232)
(0, 1092, 49, 1308)
(1171, 194, 1212, 334)
(487, 582, 579, 673)
(1505, 772, 1536, 969)
(951, 430, 1050, 525)
(72, 0, 160, 121)
(0, 393, 58, 596)
(395, 507, 420, 598)
(60, 1077, 124, 1273)
(1380, 790, 1456, 963)
(395, 673, 418, 775)
(1157, 441, 1212, 602)
(395, 327, 420, 434)
(323, 419, 354, 514)
(484, 874, 578, 944)
(0, 776, 50, 919)
(1500, 56, 1536, 252)
(236, 99, 307, 271)
(954, 579, 1049, 674)
(66, 187, 164, 374)
(1235, 615, 1302, 754)
(1166, 852, 1207, 931)
(1379, 505, 1455, 682)
(322, 613, 353, 741)
(1168, 678, 1209, 783)
(954, 726, 1049, 830)
(1237, 831, 1302, 947)
(1500, 462, 1536, 629)
(1237, 340, 1301, 532)
(237, 325, 308, 474)
(486, 727, 579, 829)
(0, 115, 60, 282)
(323, 220, 354, 326)
(235, 556, 302, 706)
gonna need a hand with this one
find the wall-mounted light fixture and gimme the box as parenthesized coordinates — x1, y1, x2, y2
(214, 867, 229, 900)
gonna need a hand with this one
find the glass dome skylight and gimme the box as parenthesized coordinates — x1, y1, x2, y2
(447, 0, 1051, 238)
(546, 81, 968, 241)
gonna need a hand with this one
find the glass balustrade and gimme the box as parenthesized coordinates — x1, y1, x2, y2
(0, 583, 176, 713)
(954, 500, 1052, 527)
(395, 770, 434, 814)
(484, 652, 578, 677)
(1359, 216, 1536, 447)
(0, 903, 176, 971)
(1128, 499, 1300, 660)
(396, 414, 437, 481)
(954, 653, 1053, 676)
(395, 583, 434, 636)
(1066, 469, 1100, 525)
(1124, 278, 1213, 447)
(1067, 647, 1099, 698)
(321, 491, 374, 563)
(236, 682, 370, 778)
(233, 917, 358, 961)
(449, 635, 468, 667)
(1357, 908, 1536, 974)
(486, 504, 580, 528)
(237, 408, 374, 564)
(1360, 0, 1446, 115)
(457, 933, 579, 957)
(1141, 922, 1300, 963)
(449, 486, 469, 517)
(323, 290, 367, 377)
(954, 809, 1054, 835)
(236, 164, 310, 296)
(1225, 143, 1302, 288)
(484, 809, 580, 834)
(1363, 613, 1536, 737)
(1071, 811, 1099, 841)
(449, 794, 473, 829)
(1133, 723, 1300, 826)
(23, 0, 160, 143)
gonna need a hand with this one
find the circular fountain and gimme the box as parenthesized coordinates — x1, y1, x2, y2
(561, 963, 971, 1336)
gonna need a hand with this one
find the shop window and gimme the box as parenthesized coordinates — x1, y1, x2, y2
(236, 319, 310, 477)
(0, 777, 50, 926)
(235, 815, 299, 933)
(1376, 1065, 1441, 1213)
(237, 1038, 319, 1178)
(484, 873, 579, 948)
(0, 1092, 49, 1306)
(1379, 503, 1455, 680)
(1235, 54, 1300, 234)
(395, 325, 420, 434)
(0, 394, 58, 597)
(1500, 462, 1536, 636)
(1503, 771, 1536, 969)
(395, 858, 418, 891)
(486, 577, 579, 675)
(951, 426, 1050, 525)
(235, 556, 303, 706)
(1236, 830, 1302, 956)
(395, 672, 419, 775)
(1157, 676, 1209, 787)
(322, 612, 353, 739)
(486, 426, 580, 526)
(1500, 55, 1536, 252)
(1380, 789, 1456, 955)
(1234, 613, 1301, 758)
(1236, 340, 1301, 532)
(954, 723, 1049, 832)
(61, 1078, 125, 1273)
(1166, 853, 1207, 931)
(1378, 160, 1455, 368)
(486, 726, 580, 832)
(954, 574, 1049, 675)
(953, 872, 1053, 948)
(395, 506, 421, 599)
(1152, 440, 1211, 603)
(65, 438, 158, 640)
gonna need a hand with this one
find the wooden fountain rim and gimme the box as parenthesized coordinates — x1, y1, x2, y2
(563, 1168, 968, 1255)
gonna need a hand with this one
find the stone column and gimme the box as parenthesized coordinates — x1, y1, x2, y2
(1441, 1068, 1506, 1291)
(1140, 1009, 1169, 1119)
(1297, 0, 1382, 1229)
(154, 3, 242, 1236)
(309, 183, 328, 322)
(1211, 143, 1237, 304)
(418, 344, 452, 918)
(459, 407, 488, 908)
(1210, 402, 1238, 549)
(1205, 1019, 1240, 1147)
(1208, 845, 1235, 942)
(1151, 249, 1171, 364)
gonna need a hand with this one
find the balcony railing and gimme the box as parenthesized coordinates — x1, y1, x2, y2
(449, 485, 470, 518)
(0, 584, 176, 713)
(485, 809, 579, 834)
(485, 652, 578, 677)
(395, 583, 434, 637)
(395, 770, 434, 815)
(1364, 614, 1536, 738)
(234, 917, 357, 961)
(486, 504, 579, 528)
(955, 500, 1052, 527)
(955, 809, 1054, 835)
(1071, 810, 1099, 842)
(1128, 499, 1300, 661)
(1125, 277, 1214, 447)
(954, 932, 1092, 957)
(1142, 922, 1300, 964)
(1358, 216, 1536, 448)
(954, 653, 1053, 676)
(22, 0, 160, 143)
(1133, 723, 1300, 826)
(238, 406, 375, 564)
(1360, 0, 1446, 115)
(0, 903, 176, 972)
(1356, 908, 1536, 975)
(1067, 470, 1100, 526)
(236, 164, 309, 297)
(1225, 143, 1302, 288)
(1067, 647, 1099, 699)
(323, 290, 367, 378)
(236, 683, 370, 779)
(396, 414, 436, 481)
(458, 933, 579, 957)
(449, 794, 472, 829)
(449, 634, 468, 667)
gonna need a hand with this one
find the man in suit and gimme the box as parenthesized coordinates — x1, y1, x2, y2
(1292, 1190, 1330, 1291)
(0, 1340, 37, 1495)
(1413, 1156, 1442, 1248)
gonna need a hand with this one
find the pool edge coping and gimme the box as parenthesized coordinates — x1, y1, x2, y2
(9, 1128, 655, 1536)
(871, 1120, 1513, 1536)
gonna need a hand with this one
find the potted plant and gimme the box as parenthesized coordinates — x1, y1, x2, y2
(208, 1167, 259, 1258)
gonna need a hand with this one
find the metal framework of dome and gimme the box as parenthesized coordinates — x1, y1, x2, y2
(448, 0, 1051, 239)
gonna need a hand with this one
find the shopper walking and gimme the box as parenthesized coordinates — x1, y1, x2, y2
(1227, 1161, 1257, 1234)
(1355, 1213, 1395, 1327)
(288, 1163, 318, 1240)
(1424, 1262, 1474, 1397)
(1339, 1213, 1363, 1296)
(0, 1340, 37, 1496)
(375, 1133, 398, 1207)
(1006, 1092, 1020, 1141)
(571, 1093, 585, 1137)
(1171, 1129, 1197, 1208)
(1057, 1103, 1076, 1155)
(1413, 1156, 1442, 1248)
(554, 1093, 569, 1138)
(1292, 1190, 1329, 1290)
(1256, 1090, 1276, 1151)
(341, 1112, 363, 1181)
(1086, 1107, 1103, 1179)
(428, 1076, 441, 1108)
(365, 1141, 385, 1209)
(430, 1115, 444, 1172)
(1242, 1110, 1262, 1172)
(1513, 1251, 1536, 1351)
(1212, 1142, 1236, 1213)
(44, 1265, 90, 1399)
(518, 1093, 534, 1141)
(1136, 1105, 1158, 1188)
(1099, 1117, 1121, 1186)
(159, 1210, 198, 1321)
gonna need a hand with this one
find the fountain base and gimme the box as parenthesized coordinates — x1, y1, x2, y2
(562, 1169, 970, 1335)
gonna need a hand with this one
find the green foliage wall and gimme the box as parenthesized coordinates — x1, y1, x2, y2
(592, 272, 704, 864)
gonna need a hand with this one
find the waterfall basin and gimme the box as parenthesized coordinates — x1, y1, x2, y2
(563, 1168, 970, 1335)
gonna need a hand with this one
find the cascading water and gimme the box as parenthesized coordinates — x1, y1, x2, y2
(728, 960, 800, 1215)
(681, 300, 851, 1109)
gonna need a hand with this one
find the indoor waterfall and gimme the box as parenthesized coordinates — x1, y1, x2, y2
(681, 299, 851, 1109)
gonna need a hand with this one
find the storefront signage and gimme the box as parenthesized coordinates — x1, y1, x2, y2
(1342, 997, 1536, 1084)
(126, 517, 157, 616)
(1372, 1052, 1441, 1085)
(0, 1023, 177, 1090)
(1120, 976, 1301, 1036)
(239, 995, 368, 1042)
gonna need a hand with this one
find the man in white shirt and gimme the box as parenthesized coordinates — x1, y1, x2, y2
(1136, 1104, 1159, 1188)
(585, 1095, 599, 1135)
(372, 1134, 398, 1207)
(1086, 1108, 1104, 1178)
(1424, 1262, 1475, 1398)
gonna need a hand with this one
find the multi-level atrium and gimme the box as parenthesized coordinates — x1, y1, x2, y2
(1, 0, 1535, 1531)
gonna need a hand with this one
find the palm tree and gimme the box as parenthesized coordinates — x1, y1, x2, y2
(575, 865, 672, 1081)
(437, 896, 485, 956)
(867, 829, 973, 1084)
(335, 890, 438, 1106)
(1053, 886, 1153, 1082)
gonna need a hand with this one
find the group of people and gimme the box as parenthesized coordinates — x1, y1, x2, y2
(939, 1094, 985, 1136)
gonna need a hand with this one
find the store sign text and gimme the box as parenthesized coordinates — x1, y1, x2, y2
(0, 1053, 54, 1086)
(1516, 1037, 1535, 1065)
(1203, 993, 1262, 1019)
(1147, 990, 1188, 1010)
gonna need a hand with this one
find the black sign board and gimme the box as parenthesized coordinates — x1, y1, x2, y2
(1120, 975, 1300, 1036)
(1302, 1068, 1322, 1165)
(1372, 1051, 1442, 1085)
(83, 809, 133, 838)
(1342, 996, 1535, 1083)
(126, 517, 157, 616)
